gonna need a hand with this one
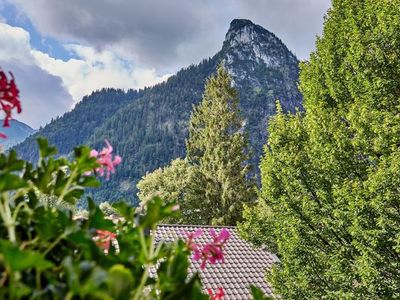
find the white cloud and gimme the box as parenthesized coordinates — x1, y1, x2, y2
(32, 44, 170, 103)
(0, 22, 73, 128)
(0, 22, 171, 127)
(9, 0, 331, 70)
(0, 22, 33, 63)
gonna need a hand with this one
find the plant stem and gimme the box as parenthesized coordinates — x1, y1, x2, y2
(58, 168, 78, 204)
(132, 226, 156, 300)
(0, 193, 17, 243)
(44, 233, 66, 256)
(133, 267, 149, 300)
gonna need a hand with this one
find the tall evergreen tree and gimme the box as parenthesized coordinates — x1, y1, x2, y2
(138, 66, 256, 225)
(240, 0, 400, 298)
(185, 65, 256, 225)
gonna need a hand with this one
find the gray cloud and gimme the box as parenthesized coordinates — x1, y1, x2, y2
(1, 61, 74, 128)
(10, 0, 331, 73)
(236, 0, 331, 60)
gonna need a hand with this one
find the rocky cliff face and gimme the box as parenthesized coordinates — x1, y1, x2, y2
(221, 19, 300, 112)
(225, 19, 296, 69)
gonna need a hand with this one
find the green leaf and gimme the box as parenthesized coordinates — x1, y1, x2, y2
(88, 198, 115, 230)
(37, 137, 57, 158)
(107, 264, 134, 299)
(34, 207, 71, 240)
(112, 201, 136, 222)
(140, 196, 179, 228)
(62, 188, 85, 205)
(0, 173, 28, 192)
(79, 175, 101, 188)
(0, 240, 53, 271)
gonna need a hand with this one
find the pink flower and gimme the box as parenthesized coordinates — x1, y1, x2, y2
(185, 229, 203, 252)
(207, 287, 225, 300)
(0, 70, 22, 138)
(89, 139, 122, 179)
(210, 228, 230, 244)
(171, 204, 180, 212)
(94, 229, 117, 255)
(192, 229, 230, 270)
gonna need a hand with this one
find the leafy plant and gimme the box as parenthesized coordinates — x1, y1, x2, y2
(0, 71, 214, 299)
(0, 137, 214, 299)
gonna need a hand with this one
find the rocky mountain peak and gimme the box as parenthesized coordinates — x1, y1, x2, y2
(225, 19, 270, 46)
(219, 19, 299, 91)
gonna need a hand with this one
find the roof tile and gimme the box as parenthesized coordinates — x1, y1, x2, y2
(155, 224, 277, 299)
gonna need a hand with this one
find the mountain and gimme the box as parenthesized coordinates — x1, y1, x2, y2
(14, 19, 302, 204)
(14, 88, 139, 159)
(0, 120, 36, 150)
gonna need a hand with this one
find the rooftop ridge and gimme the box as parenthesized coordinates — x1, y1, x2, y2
(157, 224, 236, 229)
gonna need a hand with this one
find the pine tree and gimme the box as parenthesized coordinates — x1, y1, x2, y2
(137, 66, 256, 225)
(185, 65, 256, 225)
(240, 0, 400, 298)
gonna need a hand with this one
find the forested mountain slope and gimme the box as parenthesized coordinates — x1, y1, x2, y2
(14, 88, 139, 160)
(15, 19, 302, 204)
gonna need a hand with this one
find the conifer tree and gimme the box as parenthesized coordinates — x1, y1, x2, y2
(240, 0, 400, 298)
(138, 66, 255, 225)
(186, 65, 256, 225)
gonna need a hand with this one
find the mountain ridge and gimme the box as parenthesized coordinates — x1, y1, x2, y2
(14, 19, 302, 204)
(0, 119, 36, 150)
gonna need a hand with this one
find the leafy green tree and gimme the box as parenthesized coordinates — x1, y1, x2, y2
(185, 65, 256, 225)
(137, 158, 190, 206)
(138, 66, 256, 225)
(240, 0, 400, 298)
(137, 158, 198, 223)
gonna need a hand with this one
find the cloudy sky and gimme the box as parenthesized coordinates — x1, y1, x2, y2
(0, 0, 331, 128)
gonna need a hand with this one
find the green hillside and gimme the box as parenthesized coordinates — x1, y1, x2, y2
(15, 19, 302, 204)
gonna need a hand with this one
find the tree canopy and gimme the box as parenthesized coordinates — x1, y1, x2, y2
(240, 0, 400, 298)
(138, 66, 256, 225)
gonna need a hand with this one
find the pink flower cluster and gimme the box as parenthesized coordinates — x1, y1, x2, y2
(89, 139, 122, 179)
(0, 70, 22, 138)
(94, 229, 117, 255)
(186, 228, 230, 270)
(207, 287, 225, 300)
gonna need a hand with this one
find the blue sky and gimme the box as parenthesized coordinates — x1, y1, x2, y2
(0, 1, 75, 61)
(0, 0, 331, 128)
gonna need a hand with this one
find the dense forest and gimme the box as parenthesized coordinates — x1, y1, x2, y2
(14, 19, 302, 204)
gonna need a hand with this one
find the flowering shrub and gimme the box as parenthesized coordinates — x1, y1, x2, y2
(89, 139, 122, 179)
(0, 139, 210, 299)
(0, 70, 21, 138)
(0, 69, 271, 299)
(186, 228, 230, 270)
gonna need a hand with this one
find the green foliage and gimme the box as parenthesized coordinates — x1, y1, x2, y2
(138, 67, 257, 225)
(238, 200, 277, 253)
(15, 24, 302, 204)
(0, 139, 210, 299)
(185, 65, 256, 225)
(137, 158, 195, 223)
(241, 0, 400, 298)
(250, 285, 274, 300)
